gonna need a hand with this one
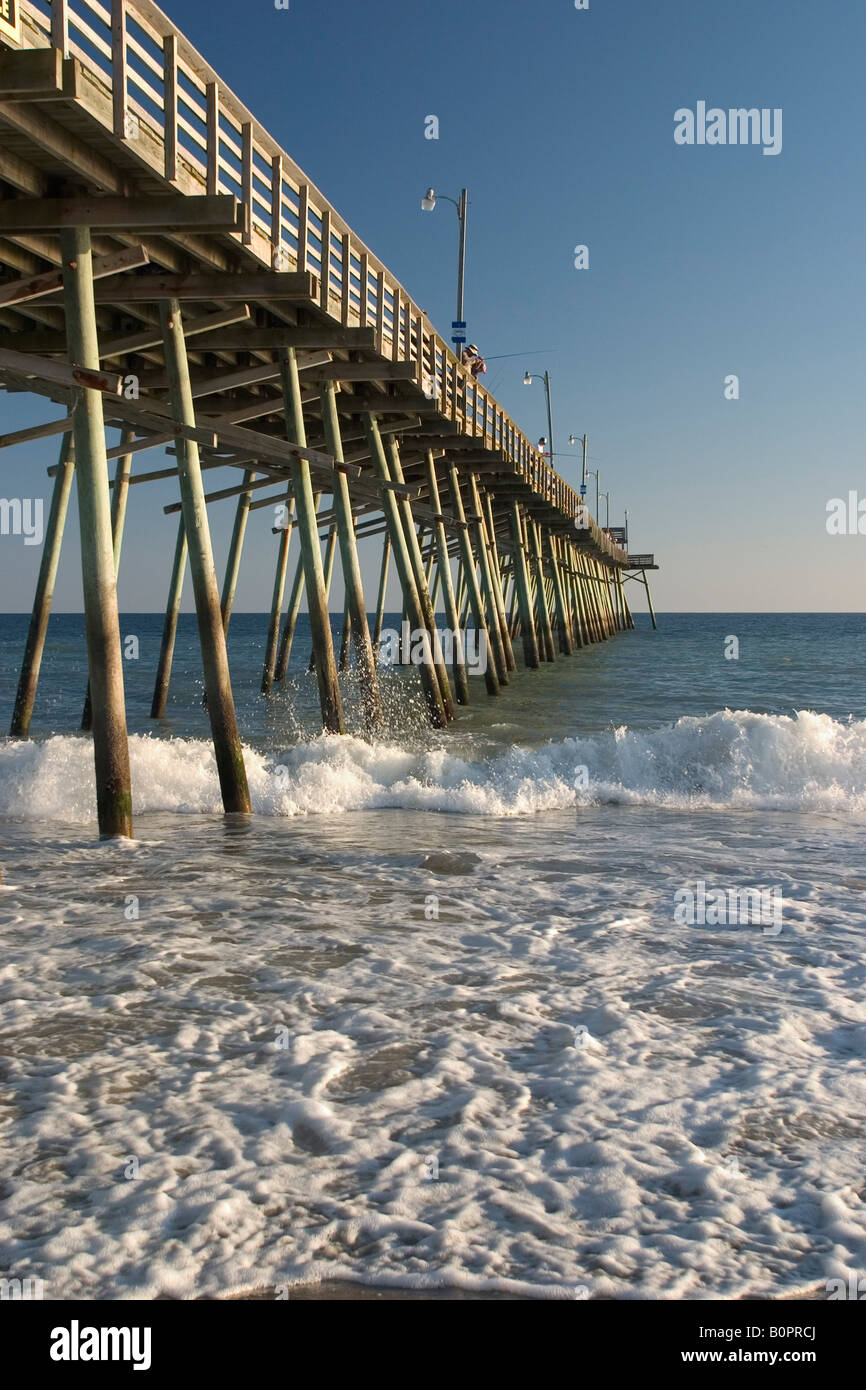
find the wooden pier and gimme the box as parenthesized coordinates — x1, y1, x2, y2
(0, 0, 657, 837)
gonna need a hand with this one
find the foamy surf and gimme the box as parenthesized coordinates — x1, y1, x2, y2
(2, 709, 866, 822)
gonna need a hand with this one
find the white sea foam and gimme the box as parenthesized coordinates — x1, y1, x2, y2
(1, 798, 864, 1301)
(2, 708, 865, 1298)
(1, 709, 866, 823)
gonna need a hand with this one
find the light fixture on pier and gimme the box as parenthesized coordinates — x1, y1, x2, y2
(420, 186, 469, 355)
(569, 432, 588, 492)
(586, 467, 601, 521)
(524, 370, 555, 464)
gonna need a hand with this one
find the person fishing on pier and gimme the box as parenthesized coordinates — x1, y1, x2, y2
(462, 343, 487, 377)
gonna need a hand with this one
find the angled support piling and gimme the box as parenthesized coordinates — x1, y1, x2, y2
(600, 562, 616, 636)
(338, 591, 352, 672)
(528, 518, 556, 662)
(61, 226, 133, 839)
(279, 351, 343, 731)
(372, 534, 391, 656)
(275, 487, 325, 682)
(262, 492, 296, 693)
(160, 299, 251, 814)
(308, 524, 339, 669)
(558, 536, 579, 648)
(508, 501, 539, 669)
(566, 543, 588, 648)
(591, 560, 609, 638)
(642, 571, 657, 629)
(151, 516, 187, 718)
(365, 415, 449, 725)
(480, 487, 516, 672)
(466, 474, 509, 685)
(424, 451, 468, 704)
(386, 436, 455, 720)
(222, 470, 256, 632)
(82, 424, 135, 731)
(275, 552, 306, 681)
(10, 432, 75, 738)
(546, 529, 573, 656)
(447, 461, 499, 697)
(320, 382, 382, 728)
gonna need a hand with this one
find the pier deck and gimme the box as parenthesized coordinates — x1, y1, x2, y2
(0, 0, 657, 835)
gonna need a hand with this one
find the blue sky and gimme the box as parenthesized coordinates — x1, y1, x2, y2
(2, 0, 864, 611)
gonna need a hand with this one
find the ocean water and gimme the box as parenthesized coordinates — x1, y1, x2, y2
(0, 612, 864, 1300)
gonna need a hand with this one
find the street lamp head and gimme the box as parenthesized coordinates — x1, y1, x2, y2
(421, 188, 437, 212)
(568, 434, 576, 446)
(523, 371, 532, 386)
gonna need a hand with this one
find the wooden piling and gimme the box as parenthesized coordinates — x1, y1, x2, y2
(642, 571, 657, 629)
(10, 432, 76, 738)
(424, 451, 469, 704)
(365, 416, 449, 725)
(320, 382, 382, 728)
(338, 592, 352, 672)
(599, 561, 615, 637)
(261, 492, 295, 693)
(616, 570, 631, 630)
(222, 470, 256, 631)
(385, 436, 455, 720)
(602, 563, 617, 636)
(559, 537, 580, 648)
(466, 474, 509, 685)
(60, 226, 133, 839)
(275, 551, 305, 680)
(507, 501, 539, 669)
(588, 560, 604, 641)
(151, 516, 187, 718)
(546, 529, 573, 656)
(308, 525, 339, 669)
(568, 544, 588, 648)
(160, 299, 251, 814)
(275, 487, 325, 682)
(446, 461, 499, 697)
(615, 568, 626, 630)
(82, 425, 135, 731)
(372, 534, 391, 656)
(480, 486, 517, 672)
(591, 560, 609, 639)
(279, 351, 343, 732)
(528, 519, 556, 662)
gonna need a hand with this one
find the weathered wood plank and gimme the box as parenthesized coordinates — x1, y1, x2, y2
(0, 245, 149, 309)
(0, 346, 123, 394)
(0, 196, 246, 234)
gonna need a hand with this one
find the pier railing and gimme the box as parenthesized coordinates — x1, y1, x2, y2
(3, 0, 621, 554)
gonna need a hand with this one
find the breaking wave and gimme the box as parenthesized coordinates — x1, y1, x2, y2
(1, 710, 865, 823)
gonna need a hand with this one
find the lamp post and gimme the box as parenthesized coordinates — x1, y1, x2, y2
(599, 490, 611, 529)
(524, 370, 554, 465)
(421, 187, 468, 353)
(568, 432, 588, 492)
(585, 467, 600, 522)
(624, 508, 629, 551)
